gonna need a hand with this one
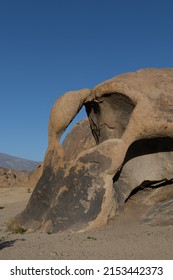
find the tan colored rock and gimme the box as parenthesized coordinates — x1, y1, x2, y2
(27, 163, 43, 190)
(13, 68, 173, 233)
(0, 167, 29, 188)
(62, 118, 95, 162)
(0, 163, 42, 191)
(44, 88, 91, 170)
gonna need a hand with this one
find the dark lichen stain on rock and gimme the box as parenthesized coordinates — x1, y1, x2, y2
(79, 151, 112, 173)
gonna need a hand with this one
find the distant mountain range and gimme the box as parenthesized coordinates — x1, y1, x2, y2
(0, 152, 40, 171)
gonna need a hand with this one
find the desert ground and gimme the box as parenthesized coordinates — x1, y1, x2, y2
(0, 187, 173, 260)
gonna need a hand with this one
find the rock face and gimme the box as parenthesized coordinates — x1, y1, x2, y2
(62, 119, 95, 161)
(13, 68, 173, 233)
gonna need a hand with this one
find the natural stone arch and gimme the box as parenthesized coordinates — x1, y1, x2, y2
(12, 68, 173, 233)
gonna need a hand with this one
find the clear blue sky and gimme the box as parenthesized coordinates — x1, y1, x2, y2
(0, 0, 173, 161)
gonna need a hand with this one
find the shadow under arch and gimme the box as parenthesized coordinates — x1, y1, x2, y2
(113, 136, 173, 182)
(85, 92, 136, 145)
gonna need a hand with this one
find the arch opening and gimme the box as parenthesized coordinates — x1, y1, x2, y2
(85, 92, 136, 144)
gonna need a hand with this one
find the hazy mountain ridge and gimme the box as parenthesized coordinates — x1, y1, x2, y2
(0, 152, 40, 171)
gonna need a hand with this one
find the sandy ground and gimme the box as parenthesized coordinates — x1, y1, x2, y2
(0, 187, 173, 260)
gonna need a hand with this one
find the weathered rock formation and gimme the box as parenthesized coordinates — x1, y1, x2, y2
(0, 164, 42, 190)
(0, 167, 29, 188)
(13, 68, 173, 233)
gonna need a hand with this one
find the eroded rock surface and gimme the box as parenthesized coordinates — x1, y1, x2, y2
(13, 68, 173, 233)
(62, 119, 95, 161)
